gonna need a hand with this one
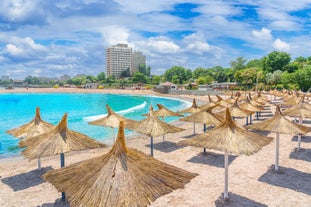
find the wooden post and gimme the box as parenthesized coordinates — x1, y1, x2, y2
(224, 151, 229, 200)
(37, 158, 41, 170)
(60, 153, 66, 201)
(150, 136, 154, 157)
(275, 133, 280, 171)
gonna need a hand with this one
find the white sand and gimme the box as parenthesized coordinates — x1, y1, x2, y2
(0, 88, 310, 207)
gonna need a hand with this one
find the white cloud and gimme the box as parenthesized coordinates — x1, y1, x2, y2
(273, 39, 290, 51)
(5, 37, 47, 59)
(269, 20, 300, 31)
(137, 36, 181, 54)
(252, 27, 272, 40)
(100, 25, 129, 46)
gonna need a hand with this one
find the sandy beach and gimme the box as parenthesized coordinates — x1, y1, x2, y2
(0, 88, 310, 207)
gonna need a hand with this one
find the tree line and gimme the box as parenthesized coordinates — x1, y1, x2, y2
(8, 51, 311, 91)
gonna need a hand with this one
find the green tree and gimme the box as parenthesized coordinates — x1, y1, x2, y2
(138, 64, 151, 76)
(86, 75, 97, 83)
(262, 51, 291, 73)
(293, 66, 311, 91)
(97, 72, 105, 82)
(163, 66, 192, 84)
(151, 75, 161, 85)
(234, 68, 257, 87)
(246, 59, 262, 68)
(230, 57, 247, 71)
(120, 68, 131, 78)
(265, 70, 283, 86)
(193, 67, 208, 79)
(132, 71, 148, 83)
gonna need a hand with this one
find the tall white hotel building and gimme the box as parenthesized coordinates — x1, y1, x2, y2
(106, 43, 146, 78)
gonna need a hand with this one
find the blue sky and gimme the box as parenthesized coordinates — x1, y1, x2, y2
(1, 0, 311, 79)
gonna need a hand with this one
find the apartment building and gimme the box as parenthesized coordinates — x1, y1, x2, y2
(106, 44, 146, 78)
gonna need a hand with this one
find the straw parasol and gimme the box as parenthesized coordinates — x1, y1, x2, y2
(180, 104, 222, 135)
(151, 103, 183, 141)
(282, 98, 311, 149)
(133, 106, 184, 156)
(240, 96, 263, 121)
(179, 98, 201, 113)
(216, 98, 254, 125)
(246, 105, 311, 171)
(179, 108, 272, 200)
(6, 107, 55, 170)
(6, 107, 54, 139)
(88, 104, 139, 142)
(20, 113, 106, 201)
(153, 103, 184, 118)
(43, 121, 197, 207)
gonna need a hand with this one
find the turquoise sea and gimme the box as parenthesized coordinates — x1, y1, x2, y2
(0, 93, 190, 158)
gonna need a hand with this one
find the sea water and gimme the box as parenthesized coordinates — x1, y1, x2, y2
(0, 93, 190, 157)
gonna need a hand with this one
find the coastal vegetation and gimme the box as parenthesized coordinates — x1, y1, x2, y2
(2, 51, 311, 91)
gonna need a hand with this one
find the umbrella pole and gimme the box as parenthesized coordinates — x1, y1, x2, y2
(256, 111, 259, 120)
(224, 151, 229, 200)
(37, 158, 41, 170)
(250, 114, 252, 124)
(193, 122, 196, 134)
(203, 123, 207, 154)
(275, 133, 280, 171)
(298, 116, 303, 150)
(245, 117, 248, 125)
(112, 128, 115, 142)
(162, 117, 165, 142)
(150, 136, 154, 157)
(60, 153, 66, 201)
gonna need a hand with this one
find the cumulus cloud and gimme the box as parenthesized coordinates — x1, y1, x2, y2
(136, 36, 181, 54)
(4, 37, 47, 60)
(273, 39, 290, 51)
(100, 25, 130, 46)
(252, 27, 272, 40)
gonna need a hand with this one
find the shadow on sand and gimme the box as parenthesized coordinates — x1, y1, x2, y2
(258, 165, 311, 196)
(215, 192, 268, 207)
(181, 133, 198, 139)
(292, 135, 311, 143)
(146, 141, 184, 153)
(41, 198, 70, 207)
(289, 148, 311, 162)
(187, 152, 237, 168)
(1, 167, 53, 191)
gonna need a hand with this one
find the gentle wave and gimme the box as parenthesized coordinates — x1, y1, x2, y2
(84, 101, 147, 122)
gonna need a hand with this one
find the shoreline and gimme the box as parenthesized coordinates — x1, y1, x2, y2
(1, 88, 310, 206)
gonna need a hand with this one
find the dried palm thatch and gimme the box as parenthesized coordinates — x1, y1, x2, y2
(179, 98, 201, 113)
(179, 108, 272, 155)
(133, 106, 185, 156)
(246, 105, 311, 171)
(180, 104, 222, 134)
(6, 107, 54, 139)
(20, 113, 106, 161)
(89, 104, 139, 132)
(240, 96, 262, 112)
(43, 121, 197, 207)
(179, 108, 272, 199)
(135, 107, 184, 137)
(283, 97, 311, 119)
(279, 95, 300, 107)
(151, 103, 184, 118)
(246, 105, 311, 135)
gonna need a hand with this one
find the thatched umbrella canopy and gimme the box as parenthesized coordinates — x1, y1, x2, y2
(88, 104, 139, 141)
(43, 121, 196, 207)
(20, 113, 106, 201)
(217, 99, 254, 125)
(6, 107, 54, 139)
(179, 108, 272, 200)
(20, 113, 106, 161)
(6, 107, 55, 170)
(179, 98, 201, 113)
(153, 103, 184, 118)
(133, 106, 184, 156)
(180, 104, 222, 135)
(246, 105, 311, 171)
(282, 98, 311, 149)
(240, 96, 263, 121)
